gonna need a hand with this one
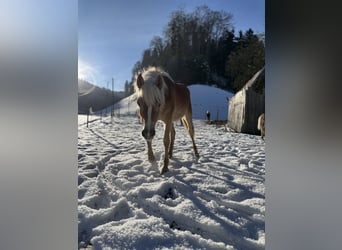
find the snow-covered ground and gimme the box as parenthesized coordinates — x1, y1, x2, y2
(78, 85, 264, 249)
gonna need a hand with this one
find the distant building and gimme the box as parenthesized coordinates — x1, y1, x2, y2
(227, 67, 265, 135)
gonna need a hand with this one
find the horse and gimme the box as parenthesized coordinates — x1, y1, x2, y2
(134, 67, 199, 174)
(257, 113, 265, 140)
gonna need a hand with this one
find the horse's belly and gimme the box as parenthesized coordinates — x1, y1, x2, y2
(171, 108, 186, 121)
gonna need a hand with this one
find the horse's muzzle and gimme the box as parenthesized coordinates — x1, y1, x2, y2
(142, 129, 155, 140)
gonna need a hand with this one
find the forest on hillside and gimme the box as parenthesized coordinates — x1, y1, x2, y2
(129, 5, 265, 94)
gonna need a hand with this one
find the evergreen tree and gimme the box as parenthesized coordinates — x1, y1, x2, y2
(225, 29, 265, 93)
(124, 80, 130, 97)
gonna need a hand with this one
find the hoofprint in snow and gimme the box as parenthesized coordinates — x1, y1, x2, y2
(78, 114, 265, 249)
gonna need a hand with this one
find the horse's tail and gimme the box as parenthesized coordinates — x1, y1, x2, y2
(258, 113, 265, 130)
(183, 88, 194, 133)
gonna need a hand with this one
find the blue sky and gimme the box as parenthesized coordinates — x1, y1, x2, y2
(78, 0, 265, 91)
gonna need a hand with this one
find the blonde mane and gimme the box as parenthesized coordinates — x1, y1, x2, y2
(134, 67, 172, 106)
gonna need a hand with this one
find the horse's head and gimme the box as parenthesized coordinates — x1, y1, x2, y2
(136, 73, 165, 141)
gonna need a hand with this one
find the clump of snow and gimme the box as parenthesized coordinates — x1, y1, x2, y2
(78, 110, 265, 249)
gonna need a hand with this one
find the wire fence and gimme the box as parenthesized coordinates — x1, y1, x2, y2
(78, 105, 139, 128)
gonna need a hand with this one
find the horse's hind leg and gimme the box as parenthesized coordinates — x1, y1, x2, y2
(182, 114, 199, 158)
(168, 123, 175, 158)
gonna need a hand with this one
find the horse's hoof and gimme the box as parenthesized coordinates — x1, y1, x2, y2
(160, 167, 169, 175)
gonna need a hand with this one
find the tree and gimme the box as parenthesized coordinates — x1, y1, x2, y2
(141, 36, 167, 69)
(124, 80, 130, 96)
(132, 61, 142, 78)
(225, 30, 265, 93)
(208, 29, 236, 89)
(161, 5, 234, 85)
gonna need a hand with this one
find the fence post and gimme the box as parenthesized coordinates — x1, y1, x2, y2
(87, 110, 89, 128)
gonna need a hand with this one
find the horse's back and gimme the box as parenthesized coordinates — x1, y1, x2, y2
(162, 76, 189, 103)
(162, 76, 192, 121)
(174, 83, 190, 100)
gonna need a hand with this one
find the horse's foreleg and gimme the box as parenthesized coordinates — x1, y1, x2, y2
(161, 123, 171, 174)
(147, 140, 155, 162)
(168, 123, 175, 158)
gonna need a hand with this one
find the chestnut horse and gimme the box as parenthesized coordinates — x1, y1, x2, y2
(135, 67, 199, 174)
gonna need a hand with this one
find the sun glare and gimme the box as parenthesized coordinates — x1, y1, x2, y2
(78, 60, 98, 83)
(78, 61, 87, 79)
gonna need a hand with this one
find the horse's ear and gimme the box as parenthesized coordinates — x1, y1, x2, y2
(156, 75, 163, 90)
(137, 73, 144, 89)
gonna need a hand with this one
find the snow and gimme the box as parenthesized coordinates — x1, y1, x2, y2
(78, 85, 264, 249)
(188, 84, 234, 120)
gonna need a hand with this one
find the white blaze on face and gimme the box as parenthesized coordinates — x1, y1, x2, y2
(146, 105, 152, 137)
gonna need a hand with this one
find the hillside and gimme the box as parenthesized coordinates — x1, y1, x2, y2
(78, 79, 126, 114)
